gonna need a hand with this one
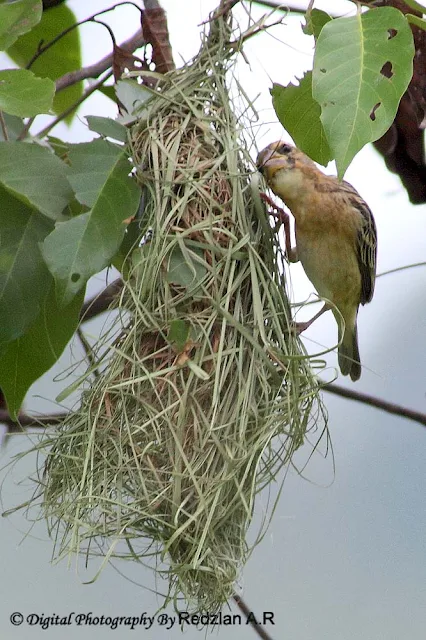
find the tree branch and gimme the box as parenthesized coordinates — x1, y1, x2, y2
(1, 411, 67, 432)
(322, 382, 426, 428)
(55, 29, 145, 92)
(38, 70, 113, 138)
(80, 278, 123, 323)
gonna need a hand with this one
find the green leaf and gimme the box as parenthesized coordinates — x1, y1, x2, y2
(166, 245, 207, 293)
(0, 284, 84, 420)
(86, 116, 128, 143)
(113, 214, 144, 275)
(271, 73, 332, 166)
(67, 138, 125, 207)
(168, 319, 190, 352)
(0, 69, 55, 117)
(46, 135, 69, 160)
(0, 0, 42, 51)
(303, 8, 332, 39)
(312, 7, 415, 178)
(115, 79, 151, 123)
(98, 85, 116, 103)
(406, 14, 426, 30)
(0, 113, 25, 141)
(42, 142, 140, 305)
(0, 185, 53, 347)
(7, 4, 82, 123)
(0, 142, 73, 220)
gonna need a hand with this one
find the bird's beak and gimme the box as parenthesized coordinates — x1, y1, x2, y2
(256, 147, 285, 180)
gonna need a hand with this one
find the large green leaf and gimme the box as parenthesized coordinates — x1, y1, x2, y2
(271, 72, 332, 166)
(67, 138, 127, 207)
(0, 284, 84, 420)
(312, 7, 414, 177)
(7, 4, 82, 122)
(0, 185, 53, 347)
(0, 0, 42, 51)
(0, 142, 73, 220)
(0, 69, 55, 117)
(42, 140, 140, 305)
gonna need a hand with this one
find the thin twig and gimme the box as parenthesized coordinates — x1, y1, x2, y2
(56, 28, 144, 92)
(1, 411, 67, 431)
(251, 0, 306, 13)
(37, 69, 113, 139)
(17, 116, 36, 142)
(77, 327, 100, 379)
(322, 382, 426, 428)
(27, 2, 143, 70)
(233, 594, 275, 640)
(80, 278, 123, 323)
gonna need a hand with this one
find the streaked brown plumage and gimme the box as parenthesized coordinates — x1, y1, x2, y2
(257, 141, 377, 381)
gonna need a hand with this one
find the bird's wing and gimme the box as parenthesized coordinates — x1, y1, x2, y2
(342, 181, 377, 304)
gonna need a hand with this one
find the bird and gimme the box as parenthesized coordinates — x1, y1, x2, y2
(256, 141, 377, 382)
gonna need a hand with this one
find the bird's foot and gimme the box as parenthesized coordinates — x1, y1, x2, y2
(259, 192, 288, 224)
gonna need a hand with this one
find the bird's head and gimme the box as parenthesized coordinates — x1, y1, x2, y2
(256, 141, 316, 202)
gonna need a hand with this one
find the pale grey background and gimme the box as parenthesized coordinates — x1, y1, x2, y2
(1, 1, 425, 638)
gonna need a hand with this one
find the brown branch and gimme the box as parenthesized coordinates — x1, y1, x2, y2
(80, 278, 123, 323)
(322, 382, 426, 428)
(1, 411, 67, 432)
(38, 70, 114, 138)
(56, 29, 145, 92)
(233, 594, 275, 640)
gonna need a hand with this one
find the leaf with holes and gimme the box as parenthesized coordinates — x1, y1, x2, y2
(271, 73, 332, 166)
(0, 185, 53, 347)
(0, 284, 84, 420)
(0, 0, 41, 51)
(312, 7, 414, 177)
(41, 141, 140, 305)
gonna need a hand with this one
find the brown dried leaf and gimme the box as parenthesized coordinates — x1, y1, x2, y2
(141, 7, 175, 74)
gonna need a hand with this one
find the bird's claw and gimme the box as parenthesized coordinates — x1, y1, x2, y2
(259, 192, 288, 224)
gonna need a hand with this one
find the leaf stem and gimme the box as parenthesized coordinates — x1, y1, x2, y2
(403, 0, 426, 14)
(26, 2, 143, 69)
(407, 13, 426, 29)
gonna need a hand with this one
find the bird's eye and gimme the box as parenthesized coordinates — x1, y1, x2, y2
(277, 143, 292, 155)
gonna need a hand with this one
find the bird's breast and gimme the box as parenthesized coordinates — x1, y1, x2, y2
(296, 225, 361, 310)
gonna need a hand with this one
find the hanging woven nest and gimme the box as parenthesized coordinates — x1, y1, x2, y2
(23, 7, 326, 613)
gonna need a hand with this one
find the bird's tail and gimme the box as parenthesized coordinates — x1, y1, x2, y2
(338, 316, 361, 382)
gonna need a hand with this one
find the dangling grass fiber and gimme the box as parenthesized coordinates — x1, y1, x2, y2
(23, 8, 326, 613)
